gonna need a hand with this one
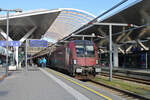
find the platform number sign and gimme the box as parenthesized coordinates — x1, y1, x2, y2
(0, 41, 21, 47)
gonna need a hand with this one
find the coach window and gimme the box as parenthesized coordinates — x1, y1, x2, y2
(67, 48, 70, 54)
(58, 51, 63, 55)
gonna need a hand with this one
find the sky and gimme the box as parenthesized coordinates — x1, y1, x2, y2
(0, 0, 138, 17)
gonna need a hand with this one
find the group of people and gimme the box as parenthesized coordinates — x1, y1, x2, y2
(39, 57, 47, 68)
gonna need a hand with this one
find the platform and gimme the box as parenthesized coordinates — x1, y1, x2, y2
(101, 67, 150, 80)
(0, 66, 123, 100)
(101, 67, 150, 74)
(0, 70, 4, 76)
(0, 67, 5, 80)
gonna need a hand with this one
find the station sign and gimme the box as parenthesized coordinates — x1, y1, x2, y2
(0, 41, 21, 47)
(29, 40, 48, 47)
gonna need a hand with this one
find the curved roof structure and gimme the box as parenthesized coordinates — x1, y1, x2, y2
(43, 8, 96, 42)
(0, 8, 96, 44)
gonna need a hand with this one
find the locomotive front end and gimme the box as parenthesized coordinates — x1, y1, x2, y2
(71, 40, 101, 79)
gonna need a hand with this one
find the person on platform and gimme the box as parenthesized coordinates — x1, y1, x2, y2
(39, 58, 42, 67)
(42, 57, 46, 68)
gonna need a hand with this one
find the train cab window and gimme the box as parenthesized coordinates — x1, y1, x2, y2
(86, 45, 95, 57)
(75, 45, 85, 57)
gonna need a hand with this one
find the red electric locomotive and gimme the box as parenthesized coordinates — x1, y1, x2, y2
(50, 40, 101, 79)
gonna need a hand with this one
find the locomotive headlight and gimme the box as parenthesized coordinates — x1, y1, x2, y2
(73, 60, 77, 64)
(76, 68, 82, 73)
(95, 68, 101, 73)
(96, 60, 99, 64)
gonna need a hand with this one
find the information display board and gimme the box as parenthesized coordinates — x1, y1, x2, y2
(29, 40, 48, 47)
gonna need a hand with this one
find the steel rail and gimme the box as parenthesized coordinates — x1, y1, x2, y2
(89, 80, 150, 100)
(101, 72, 150, 85)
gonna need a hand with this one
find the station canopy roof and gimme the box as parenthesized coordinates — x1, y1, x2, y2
(0, 9, 61, 41)
(0, 8, 96, 44)
(65, 0, 150, 52)
(43, 8, 96, 43)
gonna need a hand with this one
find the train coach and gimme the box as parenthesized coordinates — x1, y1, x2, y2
(50, 40, 101, 79)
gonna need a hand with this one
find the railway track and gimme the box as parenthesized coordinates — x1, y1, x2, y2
(88, 80, 150, 100)
(100, 72, 150, 85)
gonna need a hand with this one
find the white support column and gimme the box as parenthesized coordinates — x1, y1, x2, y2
(19, 27, 36, 68)
(15, 47, 19, 68)
(113, 45, 119, 67)
(146, 52, 148, 70)
(13, 47, 15, 65)
(109, 25, 113, 81)
(26, 39, 28, 71)
(95, 23, 133, 82)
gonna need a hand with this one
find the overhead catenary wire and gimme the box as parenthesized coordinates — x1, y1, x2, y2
(88, 0, 129, 24)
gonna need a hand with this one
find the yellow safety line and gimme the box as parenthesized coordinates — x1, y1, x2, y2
(48, 69, 112, 100)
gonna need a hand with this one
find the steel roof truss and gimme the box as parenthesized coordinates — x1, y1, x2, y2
(138, 26, 150, 38)
(137, 39, 149, 50)
(97, 27, 110, 46)
(116, 27, 126, 42)
(118, 47, 125, 54)
(126, 45, 133, 53)
(120, 30, 133, 43)
(20, 26, 37, 43)
(0, 28, 12, 41)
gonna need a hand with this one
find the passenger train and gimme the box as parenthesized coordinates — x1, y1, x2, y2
(49, 40, 101, 79)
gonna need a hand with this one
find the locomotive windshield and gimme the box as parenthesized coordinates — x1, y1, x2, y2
(86, 45, 95, 57)
(75, 44, 95, 57)
(76, 45, 84, 56)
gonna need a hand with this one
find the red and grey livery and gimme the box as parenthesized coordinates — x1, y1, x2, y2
(50, 40, 101, 79)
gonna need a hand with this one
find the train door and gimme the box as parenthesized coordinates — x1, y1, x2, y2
(65, 47, 70, 71)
